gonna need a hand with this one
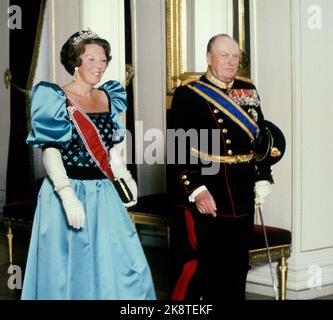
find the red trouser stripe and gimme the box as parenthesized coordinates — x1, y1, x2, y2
(171, 208, 198, 300)
(171, 260, 197, 300)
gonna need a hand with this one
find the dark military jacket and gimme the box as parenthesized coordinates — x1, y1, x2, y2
(168, 74, 272, 217)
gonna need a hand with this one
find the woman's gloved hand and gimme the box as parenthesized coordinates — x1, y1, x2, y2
(43, 147, 85, 229)
(122, 178, 138, 208)
(109, 147, 138, 207)
(57, 186, 85, 229)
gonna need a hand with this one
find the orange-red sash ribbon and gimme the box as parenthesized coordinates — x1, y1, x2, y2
(67, 100, 114, 181)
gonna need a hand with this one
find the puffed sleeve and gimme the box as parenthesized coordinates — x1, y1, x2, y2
(26, 81, 72, 149)
(99, 80, 127, 143)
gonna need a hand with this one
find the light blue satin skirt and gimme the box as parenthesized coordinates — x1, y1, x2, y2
(21, 178, 156, 300)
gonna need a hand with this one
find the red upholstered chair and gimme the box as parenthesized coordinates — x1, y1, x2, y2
(128, 193, 292, 300)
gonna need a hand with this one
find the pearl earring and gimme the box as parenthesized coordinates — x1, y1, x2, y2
(73, 67, 79, 81)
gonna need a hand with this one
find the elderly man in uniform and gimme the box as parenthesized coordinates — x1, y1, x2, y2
(169, 34, 282, 300)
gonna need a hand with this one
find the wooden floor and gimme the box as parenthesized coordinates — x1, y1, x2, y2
(0, 222, 332, 301)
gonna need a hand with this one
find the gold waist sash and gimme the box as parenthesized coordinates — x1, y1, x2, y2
(191, 148, 254, 164)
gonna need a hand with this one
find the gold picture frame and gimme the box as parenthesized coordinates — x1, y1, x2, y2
(166, 0, 249, 107)
(165, 0, 184, 107)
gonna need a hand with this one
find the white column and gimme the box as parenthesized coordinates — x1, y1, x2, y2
(131, 0, 166, 195)
(50, 0, 81, 85)
(81, 0, 126, 86)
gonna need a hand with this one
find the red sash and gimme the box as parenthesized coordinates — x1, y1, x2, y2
(66, 100, 115, 181)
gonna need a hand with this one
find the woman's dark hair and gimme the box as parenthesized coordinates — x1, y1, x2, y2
(60, 31, 112, 75)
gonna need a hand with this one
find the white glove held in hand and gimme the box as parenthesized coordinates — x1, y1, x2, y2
(58, 187, 85, 229)
(43, 147, 85, 229)
(254, 180, 272, 206)
(109, 147, 138, 207)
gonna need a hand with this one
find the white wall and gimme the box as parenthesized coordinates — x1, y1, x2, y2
(0, 0, 10, 218)
(250, 0, 292, 230)
(187, 0, 233, 72)
(247, 0, 333, 299)
(298, 0, 333, 251)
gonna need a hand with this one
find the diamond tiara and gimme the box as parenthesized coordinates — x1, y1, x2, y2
(72, 29, 99, 47)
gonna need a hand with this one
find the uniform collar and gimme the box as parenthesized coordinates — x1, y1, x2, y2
(205, 70, 234, 90)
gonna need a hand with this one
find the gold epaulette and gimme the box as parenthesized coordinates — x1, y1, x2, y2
(235, 75, 253, 84)
(181, 78, 199, 86)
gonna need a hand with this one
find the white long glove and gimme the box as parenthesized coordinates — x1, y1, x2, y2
(43, 147, 85, 229)
(109, 147, 138, 207)
(254, 180, 272, 206)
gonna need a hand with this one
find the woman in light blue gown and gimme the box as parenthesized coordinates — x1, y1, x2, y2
(21, 30, 156, 300)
